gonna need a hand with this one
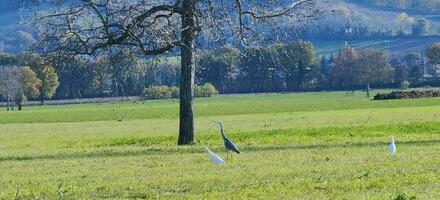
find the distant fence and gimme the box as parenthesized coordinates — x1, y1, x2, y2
(0, 96, 141, 107)
(0, 92, 298, 107)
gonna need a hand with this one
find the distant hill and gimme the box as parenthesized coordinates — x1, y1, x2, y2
(313, 0, 440, 35)
(313, 36, 440, 56)
(0, 0, 439, 55)
(351, 0, 440, 15)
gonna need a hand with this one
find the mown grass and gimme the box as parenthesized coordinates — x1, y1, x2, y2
(1, 90, 440, 199)
(3, 91, 440, 124)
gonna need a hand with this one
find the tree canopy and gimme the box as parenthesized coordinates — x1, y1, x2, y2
(24, 0, 318, 145)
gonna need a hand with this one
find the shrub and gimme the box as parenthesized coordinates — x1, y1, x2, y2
(141, 86, 173, 100)
(195, 83, 218, 97)
(170, 86, 180, 98)
(141, 84, 218, 100)
(400, 81, 410, 89)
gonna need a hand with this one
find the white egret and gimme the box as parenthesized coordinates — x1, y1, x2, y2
(389, 136, 396, 156)
(204, 147, 225, 165)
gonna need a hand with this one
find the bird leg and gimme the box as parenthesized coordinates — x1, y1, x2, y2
(225, 150, 230, 160)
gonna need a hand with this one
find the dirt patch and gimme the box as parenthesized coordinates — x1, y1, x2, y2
(374, 90, 440, 100)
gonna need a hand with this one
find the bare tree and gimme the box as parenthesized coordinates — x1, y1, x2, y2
(355, 49, 389, 98)
(23, 0, 318, 145)
(0, 67, 20, 111)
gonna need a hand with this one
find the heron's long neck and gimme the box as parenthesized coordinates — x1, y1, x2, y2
(220, 125, 227, 140)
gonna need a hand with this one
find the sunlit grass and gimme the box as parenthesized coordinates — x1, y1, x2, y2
(1, 90, 440, 198)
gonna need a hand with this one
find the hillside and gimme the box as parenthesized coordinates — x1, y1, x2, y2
(0, 0, 439, 54)
(352, 0, 440, 15)
(313, 36, 440, 56)
(311, 0, 440, 36)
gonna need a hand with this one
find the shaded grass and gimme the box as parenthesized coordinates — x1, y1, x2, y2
(1, 138, 440, 199)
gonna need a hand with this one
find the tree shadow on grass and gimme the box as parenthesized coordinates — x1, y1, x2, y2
(244, 139, 440, 152)
(2, 139, 440, 162)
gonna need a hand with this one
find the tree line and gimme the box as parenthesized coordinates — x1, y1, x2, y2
(0, 53, 59, 110)
(305, 18, 432, 41)
(1, 41, 440, 108)
(197, 41, 440, 97)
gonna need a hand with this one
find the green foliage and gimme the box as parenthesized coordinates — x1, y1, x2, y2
(0, 53, 17, 65)
(402, 53, 426, 83)
(21, 54, 60, 101)
(13, 66, 41, 99)
(400, 81, 410, 89)
(0, 66, 41, 110)
(47, 53, 96, 99)
(3, 38, 440, 100)
(170, 86, 180, 99)
(427, 42, 440, 64)
(412, 18, 430, 36)
(196, 47, 240, 93)
(195, 83, 218, 97)
(38, 65, 59, 100)
(356, 49, 390, 84)
(141, 86, 174, 100)
(334, 46, 359, 90)
(276, 41, 319, 91)
(10, 66, 42, 110)
(228, 41, 319, 92)
(141, 84, 218, 100)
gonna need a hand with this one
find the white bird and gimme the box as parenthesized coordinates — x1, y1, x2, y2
(204, 147, 225, 165)
(389, 136, 396, 156)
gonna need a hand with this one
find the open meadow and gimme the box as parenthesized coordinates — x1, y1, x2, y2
(1, 91, 440, 199)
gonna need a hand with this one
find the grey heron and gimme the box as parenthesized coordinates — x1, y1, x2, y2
(213, 121, 240, 154)
(204, 147, 225, 165)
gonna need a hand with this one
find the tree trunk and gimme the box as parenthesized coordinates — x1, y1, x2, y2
(366, 82, 370, 98)
(6, 94, 10, 111)
(178, 0, 196, 145)
(40, 91, 45, 105)
(285, 73, 294, 91)
(99, 76, 104, 96)
(16, 95, 23, 111)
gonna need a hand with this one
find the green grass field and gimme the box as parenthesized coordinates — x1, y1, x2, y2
(1, 91, 440, 199)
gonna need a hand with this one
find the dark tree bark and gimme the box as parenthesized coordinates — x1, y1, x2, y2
(178, 0, 196, 145)
(40, 88, 45, 105)
(6, 94, 10, 111)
